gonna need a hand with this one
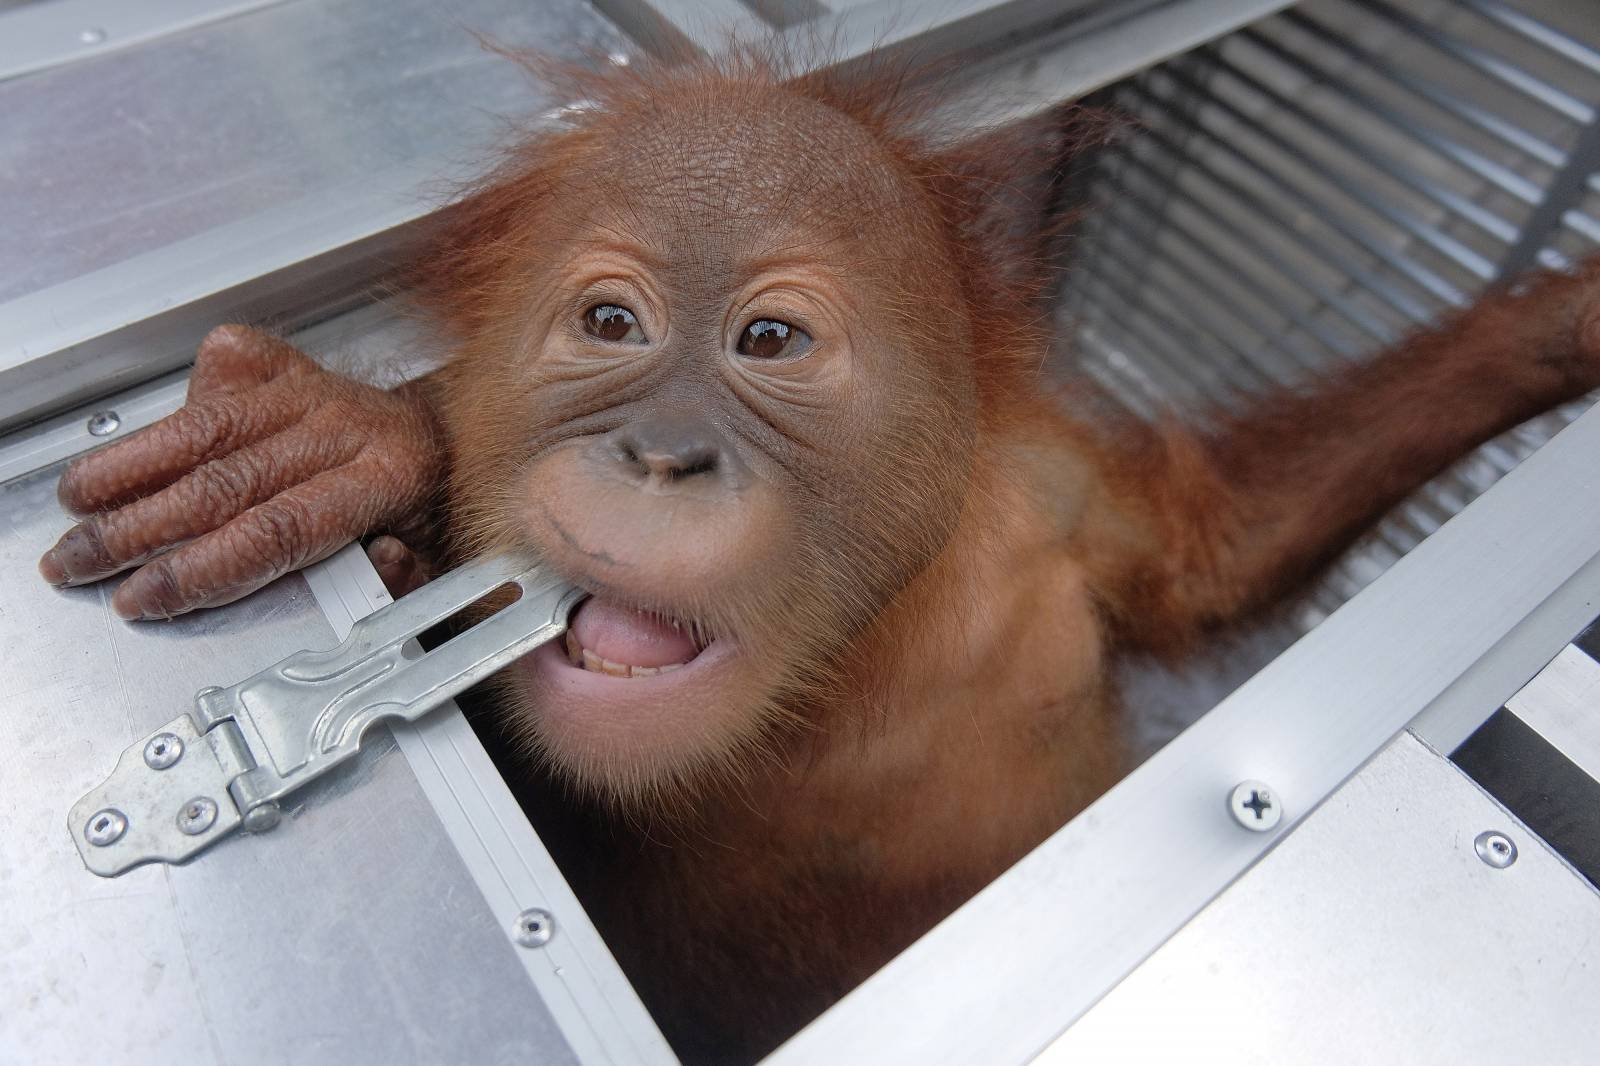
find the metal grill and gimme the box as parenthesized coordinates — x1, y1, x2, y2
(1065, 0, 1600, 635)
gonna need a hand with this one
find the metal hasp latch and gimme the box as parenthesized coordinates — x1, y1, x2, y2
(70, 551, 583, 876)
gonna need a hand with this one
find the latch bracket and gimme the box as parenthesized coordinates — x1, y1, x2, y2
(70, 551, 581, 876)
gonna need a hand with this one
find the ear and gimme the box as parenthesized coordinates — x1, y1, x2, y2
(924, 106, 1115, 305)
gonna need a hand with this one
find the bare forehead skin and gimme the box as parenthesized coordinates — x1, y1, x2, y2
(562, 83, 926, 274)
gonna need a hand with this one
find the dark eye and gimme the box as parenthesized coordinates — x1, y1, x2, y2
(737, 319, 812, 360)
(583, 304, 646, 344)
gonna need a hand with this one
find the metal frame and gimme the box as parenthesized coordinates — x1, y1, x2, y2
(768, 402, 1600, 1065)
(0, 0, 1278, 434)
(0, 0, 292, 82)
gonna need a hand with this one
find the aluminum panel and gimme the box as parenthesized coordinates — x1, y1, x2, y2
(1040, 733, 1600, 1064)
(0, 0, 627, 304)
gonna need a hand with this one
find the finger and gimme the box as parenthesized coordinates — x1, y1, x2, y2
(41, 415, 366, 587)
(186, 325, 319, 401)
(56, 374, 319, 518)
(366, 536, 431, 598)
(110, 461, 391, 620)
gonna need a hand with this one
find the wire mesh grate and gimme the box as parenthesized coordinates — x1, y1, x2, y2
(1064, 0, 1600, 635)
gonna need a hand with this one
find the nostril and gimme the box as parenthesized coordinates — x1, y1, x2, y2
(670, 452, 718, 480)
(607, 418, 731, 484)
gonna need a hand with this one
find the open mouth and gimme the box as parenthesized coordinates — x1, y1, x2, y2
(560, 595, 712, 678)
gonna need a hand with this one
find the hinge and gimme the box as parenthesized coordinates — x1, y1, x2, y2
(70, 551, 582, 877)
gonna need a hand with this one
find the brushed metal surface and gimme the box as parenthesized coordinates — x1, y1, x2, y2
(1040, 732, 1600, 1064)
(0, 0, 626, 305)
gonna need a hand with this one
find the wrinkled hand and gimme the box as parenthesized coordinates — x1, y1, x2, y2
(39, 325, 444, 620)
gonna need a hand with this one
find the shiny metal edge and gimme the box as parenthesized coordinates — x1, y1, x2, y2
(1037, 730, 1600, 1063)
(588, 0, 765, 57)
(1505, 644, 1600, 785)
(766, 403, 1600, 1066)
(940, 0, 1296, 126)
(0, 158, 442, 433)
(0, 0, 290, 83)
(304, 547, 678, 1066)
(0, 370, 188, 484)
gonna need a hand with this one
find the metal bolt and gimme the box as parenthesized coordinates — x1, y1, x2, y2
(513, 908, 555, 948)
(1474, 830, 1517, 869)
(176, 796, 219, 835)
(86, 410, 120, 436)
(242, 801, 281, 833)
(1227, 780, 1282, 832)
(84, 808, 127, 846)
(143, 732, 184, 770)
(78, 27, 106, 45)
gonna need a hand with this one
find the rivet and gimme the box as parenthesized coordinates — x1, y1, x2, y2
(86, 410, 120, 436)
(85, 808, 127, 846)
(513, 907, 555, 948)
(1227, 780, 1282, 832)
(176, 796, 219, 835)
(143, 732, 184, 770)
(1474, 830, 1517, 869)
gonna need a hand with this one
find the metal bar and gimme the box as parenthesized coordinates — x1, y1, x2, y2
(1107, 143, 1397, 351)
(0, 159, 443, 433)
(1346, 0, 1595, 125)
(1280, 9, 1568, 171)
(1091, 235, 1291, 386)
(1204, 41, 1522, 245)
(1076, 284, 1236, 408)
(0, 0, 291, 83)
(1498, 118, 1600, 277)
(1091, 173, 1359, 377)
(1161, 57, 1496, 286)
(1459, 0, 1600, 77)
(927, 0, 1297, 129)
(1085, 251, 1268, 395)
(1119, 83, 1445, 322)
(1241, 25, 1544, 210)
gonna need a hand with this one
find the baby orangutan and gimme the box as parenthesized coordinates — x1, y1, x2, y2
(40, 54, 1600, 1063)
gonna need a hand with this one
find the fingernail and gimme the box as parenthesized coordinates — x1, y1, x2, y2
(112, 560, 182, 622)
(38, 549, 67, 586)
(44, 523, 113, 585)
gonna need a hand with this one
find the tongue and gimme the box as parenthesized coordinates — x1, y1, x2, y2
(570, 597, 701, 668)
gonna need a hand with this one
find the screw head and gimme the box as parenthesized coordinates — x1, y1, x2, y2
(1474, 830, 1517, 869)
(176, 796, 219, 835)
(86, 410, 120, 436)
(242, 801, 281, 833)
(84, 808, 127, 846)
(1227, 780, 1283, 832)
(513, 907, 555, 948)
(143, 732, 184, 770)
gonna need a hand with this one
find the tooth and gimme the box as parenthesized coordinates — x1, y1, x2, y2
(632, 665, 659, 677)
(565, 631, 582, 666)
(582, 648, 603, 672)
(657, 662, 682, 674)
(597, 655, 630, 677)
